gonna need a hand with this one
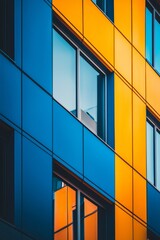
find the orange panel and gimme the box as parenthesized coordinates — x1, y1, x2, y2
(115, 75, 132, 165)
(67, 187, 76, 224)
(84, 213, 98, 240)
(134, 219, 147, 240)
(114, 0, 131, 41)
(133, 48, 145, 98)
(132, 0, 145, 56)
(115, 30, 132, 84)
(115, 206, 132, 240)
(133, 93, 146, 177)
(115, 155, 132, 211)
(146, 63, 160, 115)
(84, 198, 97, 216)
(133, 171, 146, 222)
(54, 187, 67, 231)
(54, 228, 67, 240)
(83, 0, 114, 66)
(53, 0, 83, 38)
(68, 225, 74, 240)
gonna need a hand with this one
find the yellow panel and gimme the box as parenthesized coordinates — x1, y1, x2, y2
(132, 0, 145, 56)
(133, 93, 146, 177)
(146, 63, 160, 115)
(115, 206, 132, 240)
(83, 0, 114, 66)
(115, 155, 132, 211)
(53, 0, 83, 38)
(133, 171, 146, 222)
(133, 48, 145, 98)
(134, 219, 147, 240)
(115, 30, 132, 84)
(115, 75, 132, 165)
(114, 0, 131, 41)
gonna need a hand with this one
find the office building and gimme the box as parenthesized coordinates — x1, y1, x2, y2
(0, 0, 160, 239)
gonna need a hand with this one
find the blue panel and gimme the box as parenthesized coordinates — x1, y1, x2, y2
(0, 55, 21, 126)
(147, 183, 160, 236)
(22, 137, 52, 240)
(53, 100, 83, 176)
(84, 128, 114, 201)
(22, 0, 52, 93)
(14, 131, 21, 228)
(23, 75, 52, 150)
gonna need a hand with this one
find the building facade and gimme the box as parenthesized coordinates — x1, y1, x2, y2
(0, 0, 160, 239)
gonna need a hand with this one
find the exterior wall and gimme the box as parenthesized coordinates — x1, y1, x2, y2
(0, 0, 160, 239)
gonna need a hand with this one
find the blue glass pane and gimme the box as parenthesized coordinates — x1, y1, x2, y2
(146, 7, 153, 65)
(147, 121, 154, 185)
(156, 130, 160, 190)
(154, 14, 160, 73)
(53, 29, 76, 113)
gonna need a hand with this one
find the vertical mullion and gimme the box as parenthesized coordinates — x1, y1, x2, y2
(77, 49, 81, 120)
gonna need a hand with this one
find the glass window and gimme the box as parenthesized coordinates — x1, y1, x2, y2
(147, 121, 154, 185)
(146, 5, 153, 65)
(0, 120, 14, 223)
(80, 56, 105, 137)
(146, 1, 160, 73)
(156, 130, 160, 189)
(53, 29, 76, 114)
(154, 13, 160, 73)
(92, 0, 114, 21)
(0, 0, 14, 59)
(147, 113, 160, 191)
(53, 28, 108, 140)
(53, 174, 108, 240)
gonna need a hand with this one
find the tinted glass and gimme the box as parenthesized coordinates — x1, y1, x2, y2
(53, 177, 76, 240)
(147, 121, 154, 185)
(80, 56, 105, 137)
(146, 6, 153, 64)
(154, 13, 160, 73)
(80, 56, 98, 123)
(53, 29, 76, 114)
(156, 130, 160, 190)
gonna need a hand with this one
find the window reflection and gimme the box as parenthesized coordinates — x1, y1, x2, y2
(53, 177, 76, 240)
(155, 13, 160, 73)
(53, 29, 76, 114)
(147, 121, 154, 185)
(146, 6, 153, 65)
(53, 175, 107, 240)
(156, 131, 160, 190)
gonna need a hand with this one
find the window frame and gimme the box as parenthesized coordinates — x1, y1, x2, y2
(91, 0, 114, 22)
(53, 25, 108, 142)
(53, 161, 114, 240)
(147, 113, 160, 191)
(146, 0, 160, 74)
